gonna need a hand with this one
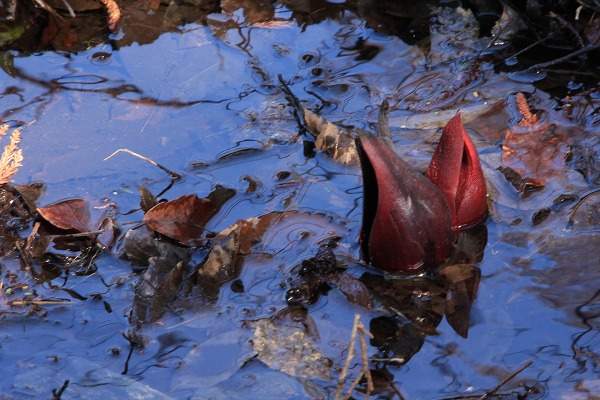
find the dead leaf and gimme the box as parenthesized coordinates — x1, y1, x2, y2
(144, 186, 235, 247)
(215, 211, 344, 255)
(502, 125, 570, 186)
(132, 257, 188, 324)
(37, 198, 92, 233)
(501, 94, 570, 186)
(196, 226, 243, 300)
(150, 260, 185, 322)
(198, 211, 346, 300)
(13, 182, 45, 213)
(302, 108, 359, 166)
(329, 273, 372, 309)
(250, 313, 331, 380)
(144, 194, 218, 247)
(138, 186, 158, 213)
(95, 217, 116, 249)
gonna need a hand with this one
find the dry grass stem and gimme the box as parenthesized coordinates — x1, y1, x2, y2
(0, 125, 23, 186)
(104, 148, 183, 180)
(335, 314, 374, 400)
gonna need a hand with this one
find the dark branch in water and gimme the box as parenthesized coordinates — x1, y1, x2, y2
(526, 45, 600, 71)
(51, 379, 70, 400)
(278, 74, 307, 134)
(480, 360, 533, 399)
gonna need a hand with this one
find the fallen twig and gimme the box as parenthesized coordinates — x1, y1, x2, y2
(335, 314, 375, 400)
(278, 74, 307, 134)
(51, 379, 70, 400)
(479, 360, 533, 400)
(526, 45, 600, 71)
(104, 148, 183, 180)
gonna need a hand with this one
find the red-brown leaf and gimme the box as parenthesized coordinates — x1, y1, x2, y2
(144, 194, 218, 246)
(37, 198, 92, 233)
(502, 126, 569, 185)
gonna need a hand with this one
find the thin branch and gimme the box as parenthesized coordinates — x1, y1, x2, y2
(51, 379, 70, 400)
(335, 314, 359, 400)
(104, 148, 183, 180)
(526, 45, 600, 71)
(278, 74, 306, 133)
(479, 360, 533, 400)
(335, 315, 375, 400)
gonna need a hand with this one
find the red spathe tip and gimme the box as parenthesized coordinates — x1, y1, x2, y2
(426, 112, 487, 228)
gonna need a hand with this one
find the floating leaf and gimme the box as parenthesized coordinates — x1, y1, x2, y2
(144, 187, 235, 247)
(144, 194, 218, 247)
(37, 198, 92, 233)
(303, 108, 359, 166)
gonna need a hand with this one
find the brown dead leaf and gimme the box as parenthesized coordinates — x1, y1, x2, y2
(37, 198, 92, 233)
(501, 93, 571, 186)
(144, 194, 218, 247)
(303, 108, 359, 166)
(329, 273, 372, 309)
(502, 127, 570, 186)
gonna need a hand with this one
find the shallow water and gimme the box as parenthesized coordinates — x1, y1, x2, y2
(1, 2, 599, 399)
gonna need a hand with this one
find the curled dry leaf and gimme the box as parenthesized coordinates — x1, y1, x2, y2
(303, 108, 359, 166)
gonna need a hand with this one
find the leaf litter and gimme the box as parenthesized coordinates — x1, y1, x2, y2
(1, 2, 598, 399)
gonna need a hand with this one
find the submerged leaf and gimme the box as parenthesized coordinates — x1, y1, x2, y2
(95, 216, 116, 249)
(329, 273, 372, 309)
(138, 185, 158, 213)
(502, 95, 570, 186)
(198, 211, 346, 300)
(13, 182, 45, 213)
(250, 313, 331, 380)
